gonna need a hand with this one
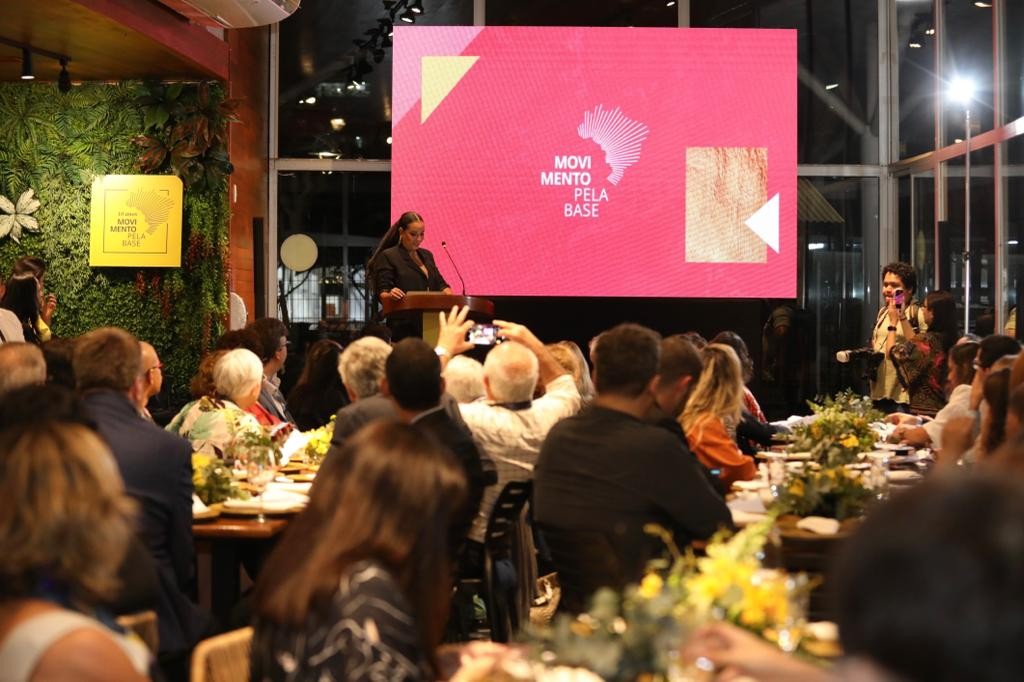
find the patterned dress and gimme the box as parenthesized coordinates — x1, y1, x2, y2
(250, 560, 429, 682)
(889, 331, 948, 417)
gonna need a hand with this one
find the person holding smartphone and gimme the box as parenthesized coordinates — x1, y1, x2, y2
(870, 262, 927, 413)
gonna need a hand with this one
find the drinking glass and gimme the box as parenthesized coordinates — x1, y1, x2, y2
(244, 446, 277, 523)
(765, 453, 788, 498)
(867, 452, 891, 500)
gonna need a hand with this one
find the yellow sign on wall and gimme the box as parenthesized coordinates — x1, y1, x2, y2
(90, 175, 183, 267)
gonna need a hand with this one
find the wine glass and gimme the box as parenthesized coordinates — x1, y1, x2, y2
(775, 575, 809, 654)
(245, 446, 278, 523)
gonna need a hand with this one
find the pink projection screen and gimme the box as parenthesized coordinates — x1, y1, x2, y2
(391, 27, 796, 298)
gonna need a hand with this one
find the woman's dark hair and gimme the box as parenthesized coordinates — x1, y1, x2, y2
(982, 368, 1011, 456)
(41, 337, 76, 389)
(252, 421, 467, 674)
(1, 274, 41, 344)
(923, 290, 959, 352)
(12, 256, 46, 279)
(978, 334, 1021, 370)
(881, 261, 917, 296)
(367, 211, 423, 270)
(836, 473, 1024, 681)
(710, 330, 753, 384)
(287, 339, 347, 429)
(949, 341, 980, 386)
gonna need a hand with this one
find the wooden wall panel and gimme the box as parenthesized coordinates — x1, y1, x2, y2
(226, 26, 269, 322)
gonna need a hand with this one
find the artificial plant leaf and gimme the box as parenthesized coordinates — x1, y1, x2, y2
(15, 188, 39, 215)
(144, 105, 170, 131)
(166, 82, 185, 103)
(16, 214, 39, 231)
(0, 214, 13, 238)
(0, 195, 14, 215)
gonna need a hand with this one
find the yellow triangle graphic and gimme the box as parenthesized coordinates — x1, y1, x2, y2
(421, 56, 479, 123)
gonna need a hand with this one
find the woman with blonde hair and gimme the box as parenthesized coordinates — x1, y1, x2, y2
(251, 420, 467, 680)
(680, 343, 757, 486)
(546, 340, 595, 406)
(0, 423, 149, 680)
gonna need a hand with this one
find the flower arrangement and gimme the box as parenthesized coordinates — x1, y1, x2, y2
(303, 416, 334, 465)
(522, 517, 811, 681)
(227, 420, 284, 467)
(789, 390, 882, 466)
(192, 452, 243, 505)
(774, 466, 874, 521)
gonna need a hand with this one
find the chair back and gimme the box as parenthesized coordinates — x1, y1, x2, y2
(190, 627, 253, 682)
(115, 610, 159, 655)
(484, 481, 532, 554)
(536, 525, 629, 615)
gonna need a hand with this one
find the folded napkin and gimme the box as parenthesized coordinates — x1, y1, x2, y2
(729, 496, 768, 514)
(796, 516, 840, 535)
(192, 494, 209, 515)
(268, 480, 313, 495)
(224, 487, 308, 512)
(888, 469, 923, 482)
(733, 478, 768, 491)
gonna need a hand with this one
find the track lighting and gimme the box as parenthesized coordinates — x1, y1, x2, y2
(20, 48, 34, 80)
(399, 8, 416, 22)
(409, 0, 424, 13)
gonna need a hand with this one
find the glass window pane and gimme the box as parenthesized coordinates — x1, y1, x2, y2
(277, 0, 473, 160)
(1004, 0, 1024, 123)
(800, 177, 877, 399)
(940, 146, 995, 334)
(911, 172, 936, 297)
(692, 0, 879, 164)
(1004, 135, 1024, 335)
(897, 2, 936, 158)
(941, 1, 994, 146)
(276, 171, 390, 326)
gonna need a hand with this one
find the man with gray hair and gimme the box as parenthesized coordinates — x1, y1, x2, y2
(130, 341, 164, 420)
(330, 335, 396, 444)
(0, 341, 45, 396)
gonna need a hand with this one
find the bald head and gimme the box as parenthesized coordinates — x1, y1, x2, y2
(0, 342, 46, 396)
(483, 342, 539, 403)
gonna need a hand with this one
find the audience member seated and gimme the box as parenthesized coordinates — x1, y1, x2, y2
(383, 338, 490, 555)
(534, 323, 731, 613)
(546, 340, 595, 406)
(129, 341, 164, 421)
(167, 348, 265, 457)
(250, 421, 467, 681)
(0, 275, 43, 345)
(681, 344, 758, 486)
(977, 368, 1011, 461)
(0, 385, 158, 618)
(246, 317, 294, 424)
(0, 423, 150, 681)
(331, 335, 396, 444)
(74, 327, 209, 679)
(711, 330, 773, 453)
(41, 337, 76, 388)
(11, 256, 56, 341)
(214, 327, 263, 356)
(888, 290, 959, 417)
(0, 342, 45, 397)
(686, 473, 1024, 682)
(286, 339, 348, 430)
(0, 304, 23, 343)
(889, 340, 978, 448)
(443, 354, 486, 404)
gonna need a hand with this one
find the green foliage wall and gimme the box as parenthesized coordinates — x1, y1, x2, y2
(0, 83, 228, 400)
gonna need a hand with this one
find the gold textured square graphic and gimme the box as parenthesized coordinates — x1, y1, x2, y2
(685, 147, 768, 263)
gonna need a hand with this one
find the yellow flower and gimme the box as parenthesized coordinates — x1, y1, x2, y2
(788, 479, 805, 497)
(840, 434, 860, 449)
(637, 573, 664, 599)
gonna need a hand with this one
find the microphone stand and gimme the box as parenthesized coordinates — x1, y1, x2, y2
(440, 240, 467, 296)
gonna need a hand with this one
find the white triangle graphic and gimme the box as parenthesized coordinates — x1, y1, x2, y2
(744, 193, 780, 253)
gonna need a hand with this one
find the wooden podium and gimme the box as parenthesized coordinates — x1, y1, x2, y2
(380, 293, 495, 345)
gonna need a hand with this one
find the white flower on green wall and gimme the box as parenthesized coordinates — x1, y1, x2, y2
(0, 188, 41, 243)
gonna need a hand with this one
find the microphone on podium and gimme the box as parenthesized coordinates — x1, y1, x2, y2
(440, 240, 467, 296)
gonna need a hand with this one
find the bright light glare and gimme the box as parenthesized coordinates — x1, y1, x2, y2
(808, 242, 826, 251)
(948, 77, 975, 104)
(303, 96, 316, 105)
(908, 41, 922, 49)
(1009, 240, 1019, 246)
(386, 136, 393, 145)
(825, 83, 839, 90)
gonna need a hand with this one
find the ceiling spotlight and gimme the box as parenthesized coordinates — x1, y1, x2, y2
(409, 0, 424, 13)
(386, 136, 393, 145)
(399, 8, 416, 22)
(20, 48, 34, 80)
(58, 57, 72, 93)
(948, 76, 976, 104)
(825, 82, 839, 90)
(303, 96, 317, 104)
(974, 1, 992, 7)
(330, 117, 346, 131)
(666, 0, 676, 5)
(925, 28, 935, 35)
(908, 41, 923, 49)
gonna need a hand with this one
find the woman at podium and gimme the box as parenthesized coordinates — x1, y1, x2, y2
(369, 211, 451, 340)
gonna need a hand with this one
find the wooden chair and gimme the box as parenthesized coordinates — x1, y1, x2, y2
(480, 481, 533, 642)
(115, 610, 159, 655)
(190, 627, 253, 682)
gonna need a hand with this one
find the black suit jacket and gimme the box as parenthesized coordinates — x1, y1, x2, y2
(373, 245, 450, 296)
(82, 389, 209, 656)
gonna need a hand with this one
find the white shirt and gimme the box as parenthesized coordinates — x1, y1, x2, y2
(0, 309, 24, 343)
(460, 374, 581, 543)
(923, 383, 974, 450)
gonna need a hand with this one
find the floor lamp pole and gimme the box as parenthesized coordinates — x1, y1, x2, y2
(964, 106, 971, 335)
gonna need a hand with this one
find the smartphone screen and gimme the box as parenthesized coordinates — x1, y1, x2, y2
(467, 324, 500, 346)
(893, 289, 904, 307)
